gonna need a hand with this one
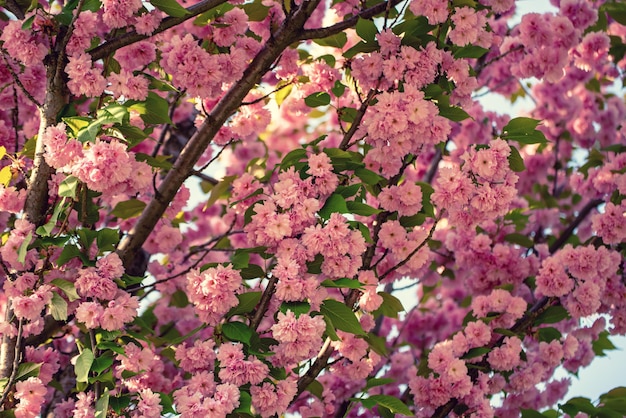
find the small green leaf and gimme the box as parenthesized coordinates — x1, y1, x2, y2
(205, 175, 237, 209)
(602, 2, 626, 25)
(222, 321, 254, 345)
(109, 395, 131, 414)
(320, 299, 365, 336)
(453, 45, 489, 59)
(95, 388, 110, 418)
(75, 348, 95, 382)
(313, 32, 348, 48)
(354, 167, 384, 185)
(241, 1, 270, 21)
(49, 292, 68, 321)
(437, 104, 471, 122)
(365, 378, 396, 390)
(533, 305, 569, 326)
(346, 201, 382, 216)
(593, 330, 617, 356)
(320, 278, 363, 289)
(59, 175, 79, 198)
(240, 264, 265, 280)
(50, 280, 79, 303)
(521, 409, 547, 418)
(365, 395, 411, 416)
(508, 145, 526, 172)
(504, 233, 534, 248)
(462, 347, 490, 359)
(538, 327, 562, 343)
(228, 292, 262, 317)
(16, 362, 41, 381)
(305, 92, 331, 107)
(280, 301, 311, 317)
(111, 199, 146, 219)
(17, 232, 32, 264)
(127, 92, 173, 124)
(356, 18, 378, 43)
(56, 244, 83, 266)
(96, 228, 120, 252)
(150, 0, 189, 17)
(318, 193, 348, 220)
(502, 117, 547, 144)
(372, 292, 404, 318)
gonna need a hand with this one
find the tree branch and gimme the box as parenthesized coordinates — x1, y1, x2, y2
(89, 0, 229, 61)
(116, 0, 323, 269)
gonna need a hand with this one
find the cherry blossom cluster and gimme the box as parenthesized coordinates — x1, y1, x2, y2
(432, 139, 518, 229)
(41, 123, 152, 198)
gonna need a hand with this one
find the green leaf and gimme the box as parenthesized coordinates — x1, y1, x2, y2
(313, 32, 348, 48)
(602, 2, 626, 25)
(502, 117, 547, 144)
(111, 199, 146, 219)
(453, 45, 489, 59)
(228, 292, 262, 317)
(75, 348, 95, 382)
(95, 388, 109, 418)
(240, 264, 265, 280)
(372, 292, 404, 318)
(222, 321, 254, 345)
(504, 233, 534, 248)
(462, 347, 490, 359)
(508, 145, 526, 172)
(365, 395, 411, 416)
(49, 292, 68, 321)
(91, 352, 115, 374)
(59, 175, 79, 198)
(241, 1, 270, 21)
(50, 279, 79, 302)
(356, 18, 378, 43)
(521, 409, 546, 418)
(150, 0, 189, 17)
(109, 395, 131, 414)
(331, 80, 345, 97)
(320, 299, 365, 336)
(205, 175, 236, 209)
(280, 148, 307, 169)
(305, 92, 331, 107)
(319, 193, 348, 220)
(365, 378, 396, 390)
(593, 330, 617, 356)
(437, 103, 471, 122)
(365, 333, 388, 356)
(96, 104, 129, 125)
(127, 91, 173, 124)
(36, 197, 68, 236)
(533, 305, 569, 326)
(346, 201, 382, 216)
(17, 231, 32, 265)
(56, 244, 82, 266)
(320, 278, 363, 289)
(16, 362, 41, 381)
(77, 121, 102, 143)
(136, 153, 172, 170)
(280, 301, 311, 317)
(355, 167, 384, 185)
(538, 327, 562, 343)
(562, 397, 597, 415)
(306, 380, 324, 399)
(232, 250, 250, 269)
(96, 228, 120, 252)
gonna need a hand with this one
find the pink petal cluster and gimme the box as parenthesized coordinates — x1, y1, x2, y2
(0, 21, 47, 66)
(250, 378, 298, 418)
(271, 310, 326, 365)
(433, 139, 518, 229)
(186, 265, 242, 325)
(216, 343, 269, 386)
